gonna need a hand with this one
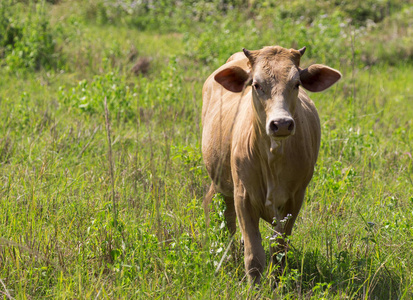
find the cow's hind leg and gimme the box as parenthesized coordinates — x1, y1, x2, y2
(203, 183, 237, 235)
(223, 195, 236, 235)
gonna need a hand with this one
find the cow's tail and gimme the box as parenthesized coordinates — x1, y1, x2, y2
(203, 183, 215, 228)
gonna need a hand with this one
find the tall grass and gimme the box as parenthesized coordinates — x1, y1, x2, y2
(0, 0, 412, 298)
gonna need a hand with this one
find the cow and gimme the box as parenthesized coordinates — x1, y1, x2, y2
(201, 45, 341, 284)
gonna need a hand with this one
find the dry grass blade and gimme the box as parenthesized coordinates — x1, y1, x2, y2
(0, 238, 62, 271)
(78, 125, 100, 158)
(214, 236, 235, 275)
(104, 97, 117, 228)
(0, 278, 14, 300)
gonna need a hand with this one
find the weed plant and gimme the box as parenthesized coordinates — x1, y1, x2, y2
(0, 0, 63, 71)
(0, 0, 413, 298)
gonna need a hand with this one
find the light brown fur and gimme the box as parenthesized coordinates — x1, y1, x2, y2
(202, 46, 341, 284)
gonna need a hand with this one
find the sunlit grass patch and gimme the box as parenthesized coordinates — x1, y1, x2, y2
(0, 0, 413, 298)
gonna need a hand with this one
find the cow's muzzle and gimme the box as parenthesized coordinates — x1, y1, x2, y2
(268, 118, 295, 138)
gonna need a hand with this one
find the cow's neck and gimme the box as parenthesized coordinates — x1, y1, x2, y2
(249, 111, 288, 206)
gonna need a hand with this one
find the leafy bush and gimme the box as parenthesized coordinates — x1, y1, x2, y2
(277, 0, 412, 26)
(359, 6, 413, 65)
(83, 0, 250, 32)
(185, 12, 351, 70)
(0, 0, 60, 71)
(58, 58, 186, 120)
(58, 72, 136, 119)
(76, 0, 413, 68)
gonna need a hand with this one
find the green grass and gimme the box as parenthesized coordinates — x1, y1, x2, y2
(1, 0, 413, 298)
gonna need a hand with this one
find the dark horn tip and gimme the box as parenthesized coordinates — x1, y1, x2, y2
(298, 46, 306, 56)
(243, 48, 251, 58)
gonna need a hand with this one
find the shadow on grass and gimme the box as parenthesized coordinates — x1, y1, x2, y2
(284, 247, 404, 299)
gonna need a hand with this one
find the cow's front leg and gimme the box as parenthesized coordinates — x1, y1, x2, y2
(234, 184, 265, 285)
(270, 189, 305, 276)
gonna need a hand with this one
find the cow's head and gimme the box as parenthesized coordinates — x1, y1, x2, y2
(214, 46, 341, 140)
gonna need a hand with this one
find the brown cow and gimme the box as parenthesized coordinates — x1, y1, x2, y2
(202, 45, 341, 284)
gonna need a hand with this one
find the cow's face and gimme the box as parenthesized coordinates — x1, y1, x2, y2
(214, 46, 341, 141)
(247, 46, 304, 139)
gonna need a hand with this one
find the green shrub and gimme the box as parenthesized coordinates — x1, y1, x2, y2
(277, 0, 412, 26)
(58, 72, 136, 119)
(0, 0, 60, 71)
(58, 58, 186, 121)
(359, 6, 413, 65)
(185, 11, 350, 70)
(83, 0, 251, 32)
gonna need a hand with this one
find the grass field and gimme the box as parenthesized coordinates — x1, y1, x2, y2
(1, 0, 413, 298)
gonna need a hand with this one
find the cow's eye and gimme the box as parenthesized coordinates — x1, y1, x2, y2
(295, 82, 300, 89)
(253, 82, 262, 92)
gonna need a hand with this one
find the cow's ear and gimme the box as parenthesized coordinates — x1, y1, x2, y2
(300, 64, 341, 92)
(214, 66, 251, 93)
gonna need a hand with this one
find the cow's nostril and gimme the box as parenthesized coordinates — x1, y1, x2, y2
(270, 121, 279, 132)
(269, 118, 295, 136)
(287, 121, 294, 131)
